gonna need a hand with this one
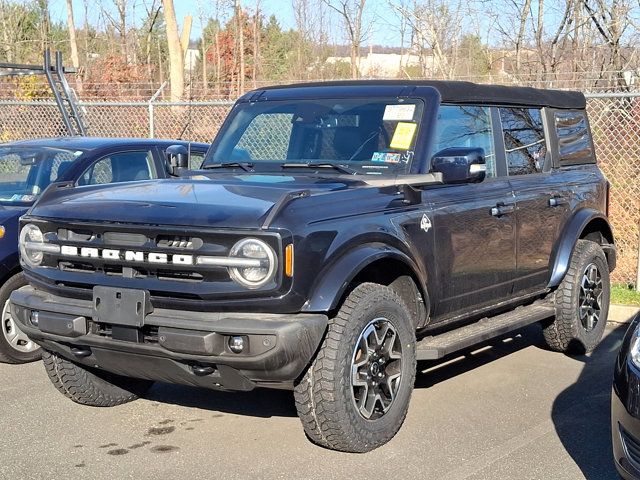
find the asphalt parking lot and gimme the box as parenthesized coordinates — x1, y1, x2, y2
(0, 323, 626, 480)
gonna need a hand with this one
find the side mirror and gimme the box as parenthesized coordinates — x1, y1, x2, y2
(166, 144, 189, 175)
(431, 147, 486, 184)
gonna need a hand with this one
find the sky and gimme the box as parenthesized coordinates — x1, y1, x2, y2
(47, 0, 403, 47)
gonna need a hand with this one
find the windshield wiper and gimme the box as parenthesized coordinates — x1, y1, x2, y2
(202, 162, 254, 172)
(281, 162, 357, 175)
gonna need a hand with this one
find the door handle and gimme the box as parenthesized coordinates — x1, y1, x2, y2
(549, 196, 567, 207)
(491, 203, 515, 217)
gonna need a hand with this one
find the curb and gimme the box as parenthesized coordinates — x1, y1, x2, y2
(608, 304, 640, 324)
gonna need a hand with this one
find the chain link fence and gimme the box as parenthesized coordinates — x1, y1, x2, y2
(0, 100, 234, 142)
(586, 93, 640, 286)
(1, 93, 640, 285)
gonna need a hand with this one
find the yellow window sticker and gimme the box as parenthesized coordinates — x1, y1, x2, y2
(390, 122, 417, 150)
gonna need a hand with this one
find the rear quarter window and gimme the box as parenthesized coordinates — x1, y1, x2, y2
(554, 110, 595, 165)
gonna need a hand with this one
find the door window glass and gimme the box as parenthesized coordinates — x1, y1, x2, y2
(433, 105, 496, 178)
(189, 151, 206, 169)
(80, 150, 156, 185)
(500, 108, 546, 175)
(50, 151, 79, 181)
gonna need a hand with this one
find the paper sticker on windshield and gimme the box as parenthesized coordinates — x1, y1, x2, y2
(383, 104, 415, 121)
(390, 122, 417, 150)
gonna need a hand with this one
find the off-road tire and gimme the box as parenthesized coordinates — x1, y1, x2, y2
(543, 239, 610, 354)
(0, 272, 41, 364)
(294, 283, 416, 453)
(42, 349, 154, 407)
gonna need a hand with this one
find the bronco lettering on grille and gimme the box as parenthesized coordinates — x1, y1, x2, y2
(60, 245, 194, 265)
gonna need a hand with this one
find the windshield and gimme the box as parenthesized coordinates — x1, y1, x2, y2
(0, 146, 83, 205)
(204, 98, 425, 175)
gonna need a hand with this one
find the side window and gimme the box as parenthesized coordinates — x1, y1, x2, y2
(554, 110, 595, 165)
(189, 151, 206, 170)
(80, 150, 156, 186)
(433, 105, 496, 178)
(50, 151, 79, 181)
(500, 107, 547, 176)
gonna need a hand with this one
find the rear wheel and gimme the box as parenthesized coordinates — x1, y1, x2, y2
(294, 283, 416, 452)
(42, 349, 154, 407)
(543, 239, 610, 354)
(0, 273, 41, 364)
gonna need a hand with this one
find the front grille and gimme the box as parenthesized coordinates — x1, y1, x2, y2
(621, 425, 640, 471)
(48, 226, 223, 283)
(27, 218, 286, 303)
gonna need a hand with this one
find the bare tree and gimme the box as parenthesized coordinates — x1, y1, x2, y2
(251, 0, 261, 88)
(0, 0, 13, 62)
(65, 0, 82, 92)
(37, 0, 51, 53)
(162, 0, 184, 101)
(394, 0, 466, 79)
(142, 0, 162, 84)
(101, 0, 129, 59)
(583, 0, 634, 87)
(322, 0, 369, 78)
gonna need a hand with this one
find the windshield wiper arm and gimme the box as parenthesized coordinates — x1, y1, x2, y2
(281, 162, 357, 175)
(202, 162, 254, 172)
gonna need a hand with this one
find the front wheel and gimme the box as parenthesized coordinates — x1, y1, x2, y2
(294, 283, 416, 452)
(0, 272, 42, 364)
(43, 350, 154, 407)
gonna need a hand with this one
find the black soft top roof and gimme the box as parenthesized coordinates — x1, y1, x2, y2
(242, 80, 586, 110)
(3, 137, 210, 151)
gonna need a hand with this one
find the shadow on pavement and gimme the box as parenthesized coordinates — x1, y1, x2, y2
(551, 322, 628, 480)
(145, 383, 298, 418)
(415, 323, 544, 389)
(146, 326, 545, 418)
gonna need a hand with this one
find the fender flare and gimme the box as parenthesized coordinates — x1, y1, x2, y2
(547, 208, 615, 288)
(301, 244, 426, 313)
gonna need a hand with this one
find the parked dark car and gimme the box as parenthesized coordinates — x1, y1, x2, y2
(0, 137, 208, 363)
(612, 314, 640, 479)
(10, 81, 614, 452)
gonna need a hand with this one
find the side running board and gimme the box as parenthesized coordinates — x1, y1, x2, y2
(415, 302, 556, 360)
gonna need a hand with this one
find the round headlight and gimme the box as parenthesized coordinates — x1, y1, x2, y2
(19, 223, 45, 267)
(228, 238, 277, 289)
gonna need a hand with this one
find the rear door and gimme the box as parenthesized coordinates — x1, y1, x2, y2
(500, 107, 572, 295)
(427, 105, 517, 320)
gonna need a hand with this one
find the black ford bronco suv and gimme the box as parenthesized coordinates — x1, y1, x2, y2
(10, 81, 615, 452)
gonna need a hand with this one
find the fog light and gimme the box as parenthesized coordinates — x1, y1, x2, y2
(229, 336, 244, 354)
(30, 310, 39, 326)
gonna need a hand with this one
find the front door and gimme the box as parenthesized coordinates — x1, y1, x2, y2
(426, 104, 517, 320)
(426, 179, 517, 319)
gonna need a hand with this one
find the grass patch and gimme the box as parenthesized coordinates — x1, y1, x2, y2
(611, 284, 640, 306)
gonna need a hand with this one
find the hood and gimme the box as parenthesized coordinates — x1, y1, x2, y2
(28, 176, 359, 229)
(0, 205, 29, 225)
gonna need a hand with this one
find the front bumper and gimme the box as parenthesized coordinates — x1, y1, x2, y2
(10, 286, 327, 391)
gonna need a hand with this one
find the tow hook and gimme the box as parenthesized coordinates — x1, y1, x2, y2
(70, 346, 92, 358)
(191, 365, 216, 376)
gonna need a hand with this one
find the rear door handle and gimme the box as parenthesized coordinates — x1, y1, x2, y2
(491, 203, 515, 217)
(549, 196, 567, 207)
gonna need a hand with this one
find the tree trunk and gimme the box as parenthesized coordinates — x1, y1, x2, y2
(65, 0, 82, 93)
(0, 0, 12, 62)
(236, 0, 245, 95)
(162, 0, 184, 101)
(515, 0, 531, 72)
